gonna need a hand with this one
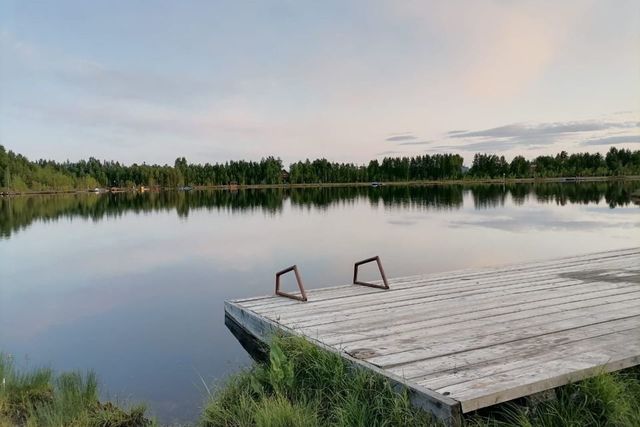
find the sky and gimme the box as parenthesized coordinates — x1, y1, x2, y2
(0, 0, 639, 166)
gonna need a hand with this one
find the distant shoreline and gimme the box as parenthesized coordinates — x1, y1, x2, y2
(2, 175, 640, 196)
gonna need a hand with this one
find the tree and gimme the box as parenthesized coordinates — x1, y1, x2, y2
(509, 156, 530, 177)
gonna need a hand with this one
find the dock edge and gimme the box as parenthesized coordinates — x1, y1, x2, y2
(224, 300, 463, 427)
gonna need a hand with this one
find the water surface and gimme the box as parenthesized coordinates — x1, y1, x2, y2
(1, 182, 639, 423)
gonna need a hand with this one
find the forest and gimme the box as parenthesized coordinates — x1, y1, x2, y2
(1, 144, 639, 191)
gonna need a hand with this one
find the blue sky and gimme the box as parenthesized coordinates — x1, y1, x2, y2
(1, 0, 639, 165)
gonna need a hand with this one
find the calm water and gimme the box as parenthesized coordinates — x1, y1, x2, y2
(1, 182, 639, 423)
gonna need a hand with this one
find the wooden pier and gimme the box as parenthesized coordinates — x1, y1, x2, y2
(224, 248, 640, 426)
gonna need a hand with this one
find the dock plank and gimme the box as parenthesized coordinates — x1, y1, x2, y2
(289, 278, 635, 331)
(418, 329, 640, 391)
(444, 337, 640, 412)
(366, 308, 640, 368)
(335, 294, 640, 358)
(259, 257, 638, 323)
(252, 255, 637, 315)
(385, 316, 640, 379)
(315, 287, 640, 345)
(241, 248, 640, 310)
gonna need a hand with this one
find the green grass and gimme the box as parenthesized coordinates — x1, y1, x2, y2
(202, 336, 640, 427)
(467, 366, 640, 427)
(201, 335, 437, 427)
(0, 353, 154, 427)
(4, 340, 639, 426)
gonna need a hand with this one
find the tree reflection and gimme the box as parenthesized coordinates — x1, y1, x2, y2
(1, 181, 638, 238)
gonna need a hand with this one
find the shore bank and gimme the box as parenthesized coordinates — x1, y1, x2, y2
(2, 175, 640, 196)
(0, 353, 154, 427)
(205, 335, 640, 427)
(4, 336, 639, 426)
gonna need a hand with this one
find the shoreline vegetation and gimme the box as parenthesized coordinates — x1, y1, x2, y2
(4, 336, 639, 426)
(2, 174, 640, 196)
(0, 353, 154, 427)
(1, 144, 640, 195)
(204, 336, 640, 427)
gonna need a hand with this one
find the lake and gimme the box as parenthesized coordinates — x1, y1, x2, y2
(1, 181, 639, 424)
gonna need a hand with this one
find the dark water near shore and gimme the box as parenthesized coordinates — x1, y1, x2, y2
(1, 182, 639, 424)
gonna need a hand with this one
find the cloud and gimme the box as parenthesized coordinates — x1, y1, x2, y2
(386, 135, 417, 142)
(376, 150, 404, 156)
(434, 140, 535, 152)
(437, 115, 640, 153)
(581, 135, 640, 146)
(398, 140, 433, 146)
(450, 120, 637, 139)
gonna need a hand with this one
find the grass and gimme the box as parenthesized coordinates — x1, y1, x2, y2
(3, 339, 639, 426)
(202, 335, 640, 427)
(467, 366, 640, 427)
(200, 335, 437, 427)
(0, 353, 154, 427)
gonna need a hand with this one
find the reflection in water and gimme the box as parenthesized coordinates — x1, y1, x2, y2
(2, 181, 639, 238)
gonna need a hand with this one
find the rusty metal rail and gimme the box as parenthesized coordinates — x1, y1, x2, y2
(353, 256, 389, 289)
(275, 265, 308, 301)
(274, 257, 389, 301)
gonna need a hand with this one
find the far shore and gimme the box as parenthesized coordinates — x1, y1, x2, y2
(2, 175, 640, 196)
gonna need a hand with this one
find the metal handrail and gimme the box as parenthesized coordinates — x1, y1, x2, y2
(275, 265, 308, 301)
(353, 256, 389, 289)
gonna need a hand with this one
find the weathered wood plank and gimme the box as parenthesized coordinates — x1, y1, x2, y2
(252, 258, 638, 324)
(366, 308, 640, 368)
(334, 294, 640, 357)
(249, 254, 637, 314)
(284, 279, 636, 331)
(418, 329, 640, 391)
(239, 248, 640, 309)
(314, 287, 640, 346)
(446, 337, 640, 412)
(385, 316, 640, 379)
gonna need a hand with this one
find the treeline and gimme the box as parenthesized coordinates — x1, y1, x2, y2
(1, 144, 639, 191)
(0, 146, 285, 191)
(468, 148, 640, 178)
(288, 155, 465, 183)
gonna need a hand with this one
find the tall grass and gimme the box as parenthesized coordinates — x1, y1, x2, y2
(0, 353, 153, 427)
(202, 336, 640, 427)
(201, 335, 437, 427)
(467, 366, 640, 427)
(3, 341, 638, 426)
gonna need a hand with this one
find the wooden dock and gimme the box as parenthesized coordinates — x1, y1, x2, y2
(224, 248, 640, 426)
